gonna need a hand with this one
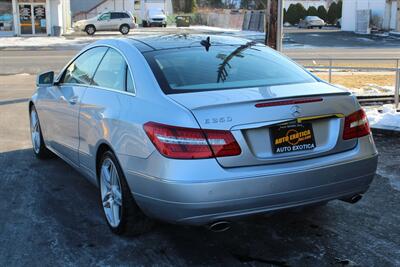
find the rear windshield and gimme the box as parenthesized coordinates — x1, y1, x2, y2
(144, 43, 316, 94)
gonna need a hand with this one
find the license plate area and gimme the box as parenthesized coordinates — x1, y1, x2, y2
(271, 122, 316, 154)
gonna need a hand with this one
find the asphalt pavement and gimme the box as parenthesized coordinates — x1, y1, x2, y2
(0, 74, 399, 266)
(1, 28, 399, 75)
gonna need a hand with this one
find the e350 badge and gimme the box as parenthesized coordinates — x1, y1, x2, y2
(205, 116, 232, 124)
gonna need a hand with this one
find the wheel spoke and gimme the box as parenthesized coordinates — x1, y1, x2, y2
(110, 165, 117, 186)
(113, 187, 122, 206)
(102, 192, 112, 208)
(31, 111, 41, 152)
(101, 165, 112, 189)
(111, 200, 120, 225)
(100, 158, 122, 227)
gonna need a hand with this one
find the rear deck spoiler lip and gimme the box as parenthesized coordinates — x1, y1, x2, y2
(173, 91, 352, 111)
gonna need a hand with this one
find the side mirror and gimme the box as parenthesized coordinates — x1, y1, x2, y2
(36, 71, 55, 87)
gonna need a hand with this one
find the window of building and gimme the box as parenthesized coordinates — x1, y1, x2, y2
(0, 0, 13, 35)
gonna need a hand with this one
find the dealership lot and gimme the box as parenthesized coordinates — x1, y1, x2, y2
(0, 73, 399, 266)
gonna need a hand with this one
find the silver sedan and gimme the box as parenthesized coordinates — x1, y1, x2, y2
(29, 35, 378, 235)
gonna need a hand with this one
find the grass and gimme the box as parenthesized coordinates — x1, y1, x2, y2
(315, 72, 396, 91)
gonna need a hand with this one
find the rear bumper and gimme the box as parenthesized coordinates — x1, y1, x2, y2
(121, 135, 378, 225)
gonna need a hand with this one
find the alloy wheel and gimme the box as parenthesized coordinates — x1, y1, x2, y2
(30, 109, 41, 154)
(100, 158, 123, 227)
(121, 26, 129, 34)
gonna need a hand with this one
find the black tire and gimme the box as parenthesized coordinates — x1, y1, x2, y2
(119, 24, 130, 35)
(319, 26, 322, 29)
(29, 105, 53, 159)
(85, 25, 96, 35)
(98, 151, 154, 236)
(142, 21, 148, 27)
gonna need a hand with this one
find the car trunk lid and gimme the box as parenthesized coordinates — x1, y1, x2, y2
(168, 82, 359, 167)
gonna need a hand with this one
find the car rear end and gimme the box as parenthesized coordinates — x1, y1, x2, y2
(126, 39, 378, 225)
(126, 12, 138, 29)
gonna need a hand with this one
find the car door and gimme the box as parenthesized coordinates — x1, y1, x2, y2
(48, 47, 108, 166)
(96, 13, 111, 30)
(110, 12, 123, 30)
(78, 48, 134, 179)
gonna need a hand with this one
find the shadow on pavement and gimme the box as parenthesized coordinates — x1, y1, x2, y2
(0, 145, 399, 266)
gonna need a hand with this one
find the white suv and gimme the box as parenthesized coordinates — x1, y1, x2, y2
(74, 11, 137, 35)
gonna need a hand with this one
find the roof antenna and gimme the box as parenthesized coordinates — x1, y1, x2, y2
(201, 36, 211, 51)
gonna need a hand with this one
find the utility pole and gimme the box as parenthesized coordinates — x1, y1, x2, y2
(262, 0, 283, 51)
(397, 0, 400, 32)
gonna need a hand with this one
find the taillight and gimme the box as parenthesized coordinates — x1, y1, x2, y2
(343, 109, 371, 140)
(143, 122, 241, 159)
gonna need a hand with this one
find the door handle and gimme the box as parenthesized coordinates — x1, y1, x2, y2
(68, 96, 79, 105)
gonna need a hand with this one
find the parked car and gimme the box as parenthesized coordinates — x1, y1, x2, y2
(142, 7, 167, 27)
(30, 35, 378, 235)
(73, 11, 137, 35)
(298, 16, 325, 29)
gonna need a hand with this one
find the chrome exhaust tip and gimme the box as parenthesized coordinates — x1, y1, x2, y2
(341, 194, 363, 204)
(208, 221, 231, 232)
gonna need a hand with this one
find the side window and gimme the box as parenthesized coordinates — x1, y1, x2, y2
(99, 13, 110, 21)
(92, 48, 127, 91)
(61, 47, 108, 85)
(122, 13, 130, 18)
(110, 13, 120, 19)
(126, 66, 135, 93)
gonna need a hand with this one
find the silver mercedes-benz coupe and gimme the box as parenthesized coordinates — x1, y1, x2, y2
(29, 35, 378, 235)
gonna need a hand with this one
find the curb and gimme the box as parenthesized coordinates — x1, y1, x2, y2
(371, 127, 400, 137)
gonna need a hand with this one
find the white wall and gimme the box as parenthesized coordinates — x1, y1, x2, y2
(342, 0, 356, 31)
(341, 0, 394, 32)
(49, 0, 71, 35)
(389, 2, 397, 30)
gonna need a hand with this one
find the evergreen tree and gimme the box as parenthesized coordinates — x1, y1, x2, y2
(327, 2, 338, 24)
(336, 0, 343, 19)
(307, 6, 318, 16)
(295, 3, 307, 21)
(283, 8, 287, 23)
(317, 5, 328, 21)
(286, 3, 306, 25)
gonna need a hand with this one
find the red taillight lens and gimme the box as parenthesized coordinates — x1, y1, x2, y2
(343, 109, 371, 140)
(143, 122, 241, 159)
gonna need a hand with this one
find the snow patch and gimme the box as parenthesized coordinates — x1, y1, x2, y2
(351, 84, 394, 96)
(366, 104, 400, 129)
(0, 36, 105, 47)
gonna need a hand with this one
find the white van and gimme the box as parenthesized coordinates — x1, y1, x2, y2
(134, 0, 168, 27)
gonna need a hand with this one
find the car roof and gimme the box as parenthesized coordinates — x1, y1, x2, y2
(125, 34, 252, 53)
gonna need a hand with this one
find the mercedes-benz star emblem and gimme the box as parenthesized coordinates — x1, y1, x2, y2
(291, 105, 301, 118)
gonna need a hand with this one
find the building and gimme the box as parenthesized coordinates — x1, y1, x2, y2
(0, 0, 71, 36)
(72, 0, 173, 22)
(342, 0, 398, 32)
